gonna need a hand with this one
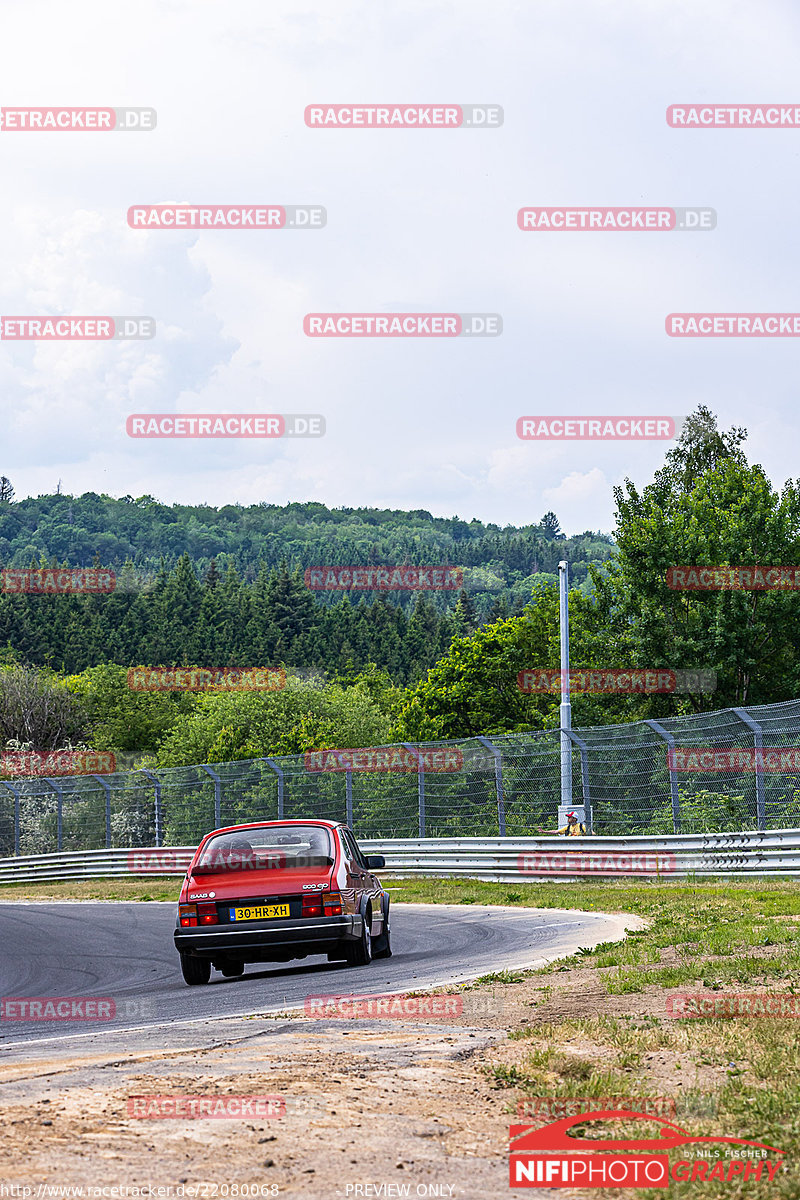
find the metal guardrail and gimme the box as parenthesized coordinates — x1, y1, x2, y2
(3, 830, 800, 884)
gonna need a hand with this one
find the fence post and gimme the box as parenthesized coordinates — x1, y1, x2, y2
(3, 783, 21, 855)
(476, 736, 505, 836)
(140, 770, 162, 847)
(643, 719, 681, 833)
(44, 778, 64, 850)
(90, 774, 112, 848)
(329, 753, 355, 827)
(558, 730, 592, 833)
(202, 765, 222, 828)
(346, 768, 353, 830)
(402, 744, 425, 838)
(733, 708, 766, 830)
(260, 758, 285, 819)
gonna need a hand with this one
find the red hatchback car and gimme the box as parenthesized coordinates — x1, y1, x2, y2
(174, 819, 391, 985)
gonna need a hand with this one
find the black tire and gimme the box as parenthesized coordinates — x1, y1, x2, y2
(373, 897, 392, 958)
(220, 960, 245, 978)
(180, 952, 211, 986)
(345, 906, 373, 967)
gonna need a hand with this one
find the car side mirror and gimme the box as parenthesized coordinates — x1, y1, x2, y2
(366, 855, 385, 869)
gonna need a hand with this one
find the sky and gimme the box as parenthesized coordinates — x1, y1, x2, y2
(2, 0, 800, 534)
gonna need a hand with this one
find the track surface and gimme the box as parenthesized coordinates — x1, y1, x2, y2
(0, 901, 634, 1050)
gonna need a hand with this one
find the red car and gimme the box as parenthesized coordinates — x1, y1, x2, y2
(174, 819, 391, 985)
(510, 1111, 783, 1155)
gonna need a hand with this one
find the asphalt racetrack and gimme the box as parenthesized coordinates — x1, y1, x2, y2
(0, 900, 638, 1051)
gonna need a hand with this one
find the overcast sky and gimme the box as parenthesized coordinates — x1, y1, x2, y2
(2, 0, 799, 534)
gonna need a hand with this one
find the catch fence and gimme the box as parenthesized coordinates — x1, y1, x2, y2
(3, 698, 800, 855)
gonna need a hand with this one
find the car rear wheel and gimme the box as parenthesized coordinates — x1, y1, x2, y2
(180, 952, 211, 986)
(345, 907, 373, 967)
(373, 898, 392, 958)
(220, 960, 245, 977)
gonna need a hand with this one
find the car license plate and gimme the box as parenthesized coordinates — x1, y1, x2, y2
(229, 904, 290, 921)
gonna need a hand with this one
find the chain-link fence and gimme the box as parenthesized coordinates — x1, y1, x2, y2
(4, 698, 800, 855)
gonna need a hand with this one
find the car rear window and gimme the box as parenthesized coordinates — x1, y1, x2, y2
(193, 825, 334, 874)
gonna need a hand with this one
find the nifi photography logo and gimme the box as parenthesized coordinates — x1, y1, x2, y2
(509, 1110, 784, 1188)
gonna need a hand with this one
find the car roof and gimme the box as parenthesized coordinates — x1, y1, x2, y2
(201, 818, 344, 839)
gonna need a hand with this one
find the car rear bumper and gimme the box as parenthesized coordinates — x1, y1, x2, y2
(174, 913, 361, 957)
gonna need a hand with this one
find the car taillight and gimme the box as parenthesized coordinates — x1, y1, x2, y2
(196, 901, 219, 926)
(302, 894, 323, 917)
(324, 892, 343, 916)
(179, 904, 197, 927)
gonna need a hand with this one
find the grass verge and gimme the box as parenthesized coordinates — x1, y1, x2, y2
(3, 872, 799, 1195)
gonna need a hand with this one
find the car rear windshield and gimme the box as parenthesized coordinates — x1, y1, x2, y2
(192, 825, 334, 874)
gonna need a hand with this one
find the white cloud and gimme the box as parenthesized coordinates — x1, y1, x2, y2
(0, 0, 798, 527)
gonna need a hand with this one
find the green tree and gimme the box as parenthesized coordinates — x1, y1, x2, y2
(596, 407, 800, 709)
(152, 674, 393, 766)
